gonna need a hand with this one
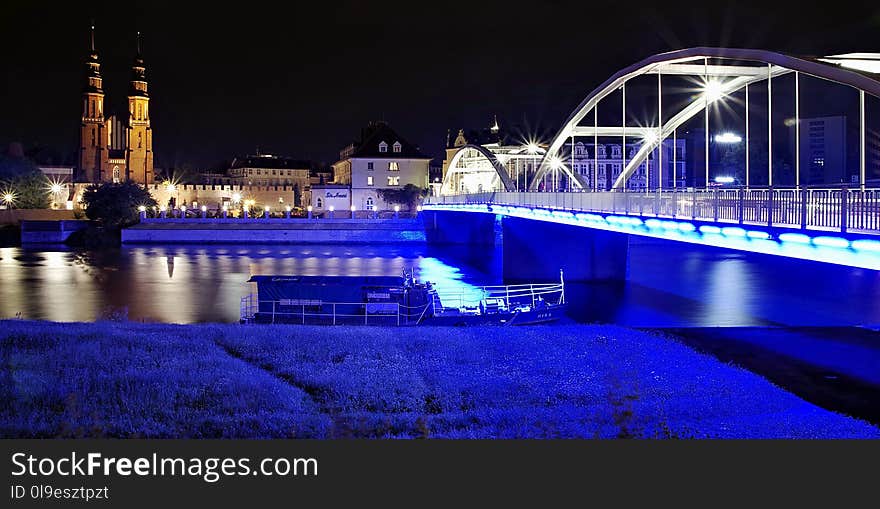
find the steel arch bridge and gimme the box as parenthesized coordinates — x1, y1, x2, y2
(440, 144, 516, 195)
(530, 47, 880, 191)
(426, 48, 880, 269)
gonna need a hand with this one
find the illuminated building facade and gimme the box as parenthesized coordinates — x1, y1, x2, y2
(78, 26, 154, 185)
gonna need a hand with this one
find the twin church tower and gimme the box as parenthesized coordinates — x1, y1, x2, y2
(79, 25, 153, 185)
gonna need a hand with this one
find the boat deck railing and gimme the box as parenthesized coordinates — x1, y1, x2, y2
(433, 282, 565, 313)
(240, 294, 432, 325)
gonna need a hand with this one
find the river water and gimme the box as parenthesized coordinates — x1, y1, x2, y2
(2, 238, 879, 326)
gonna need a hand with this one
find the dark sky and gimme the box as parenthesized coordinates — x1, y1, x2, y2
(2, 1, 878, 169)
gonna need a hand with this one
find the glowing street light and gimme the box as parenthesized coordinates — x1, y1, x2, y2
(715, 176, 735, 184)
(137, 205, 146, 212)
(166, 183, 176, 193)
(526, 142, 539, 154)
(703, 80, 725, 102)
(550, 156, 563, 170)
(714, 132, 743, 143)
(231, 192, 242, 204)
(643, 129, 659, 145)
(50, 183, 63, 194)
(2, 192, 15, 206)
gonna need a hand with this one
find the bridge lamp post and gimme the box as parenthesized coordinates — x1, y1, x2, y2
(643, 130, 660, 193)
(550, 156, 563, 192)
(526, 142, 539, 192)
(703, 80, 725, 190)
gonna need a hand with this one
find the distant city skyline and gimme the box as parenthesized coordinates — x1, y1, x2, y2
(2, 1, 879, 169)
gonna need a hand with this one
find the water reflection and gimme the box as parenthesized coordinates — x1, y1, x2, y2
(563, 238, 880, 327)
(0, 244, 491, 324)
(1, 240, 879, 326)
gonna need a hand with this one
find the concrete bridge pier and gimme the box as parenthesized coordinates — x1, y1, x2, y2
(423, 210, 500, 246)
(423, 211, 629, 282)
(501, 217, 629, 282)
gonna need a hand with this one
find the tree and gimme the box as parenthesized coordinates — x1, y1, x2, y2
(376, 184, 428, 211)
(5, 172, 51, 209)
(81, 181, 157, 229)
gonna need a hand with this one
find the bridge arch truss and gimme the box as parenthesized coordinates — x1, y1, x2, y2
(440, 144, 516, 195)
(530, 47, 880, 192)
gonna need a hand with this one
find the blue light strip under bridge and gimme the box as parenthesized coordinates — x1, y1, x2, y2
(422, 203, 880, 271)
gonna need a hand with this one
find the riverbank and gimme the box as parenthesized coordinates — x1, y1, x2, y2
(2, 320, 877, 438)
(121, 218, 426, 244)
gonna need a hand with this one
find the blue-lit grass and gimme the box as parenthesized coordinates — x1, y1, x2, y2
(2, 320, 878, 439)
(0, 321, 330, 438)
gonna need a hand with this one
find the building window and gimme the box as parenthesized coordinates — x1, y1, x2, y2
(392, 141, 402, 153)
(366, 197, 374, 210)
(112, 166, 120, 183)
(367, 176, 374, 186)
(379, 141, 388, 153)
(317, 197, 323, 208)
(387, 176, 400, 186)
(367, 162, 374, 170)
(388, 162, 399, 171)
(137, 132, 142, 148)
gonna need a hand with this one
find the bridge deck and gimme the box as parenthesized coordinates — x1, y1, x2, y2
(428, 189, 880, 235)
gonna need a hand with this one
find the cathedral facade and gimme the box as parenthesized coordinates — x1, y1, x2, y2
(78, 26, 153, 185)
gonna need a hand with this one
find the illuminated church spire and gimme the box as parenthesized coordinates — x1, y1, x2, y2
(126, 31, 154, 184)
(79, 22, 106, 182)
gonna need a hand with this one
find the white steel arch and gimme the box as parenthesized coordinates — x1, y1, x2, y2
(530, 47, 880, 191)
(441, 144, 516, 194)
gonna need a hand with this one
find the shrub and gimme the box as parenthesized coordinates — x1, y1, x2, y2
(81, 181, 157, 229)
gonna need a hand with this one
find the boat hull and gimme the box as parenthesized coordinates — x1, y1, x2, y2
(422, 304, 567, 326)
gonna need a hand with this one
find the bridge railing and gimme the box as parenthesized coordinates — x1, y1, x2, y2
(425, 188, 880, 235)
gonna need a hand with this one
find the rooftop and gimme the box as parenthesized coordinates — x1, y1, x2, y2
(340, 121, 429, 160)
(230, 154, 314, 170)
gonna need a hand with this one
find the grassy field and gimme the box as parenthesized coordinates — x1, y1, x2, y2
(1, 319, 878, 438)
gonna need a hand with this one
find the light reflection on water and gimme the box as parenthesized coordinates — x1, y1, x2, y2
(1, 239, 880, 326)
(0, 245, 491, 324)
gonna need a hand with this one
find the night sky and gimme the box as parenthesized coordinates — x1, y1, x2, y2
(2, 1, 878, 170)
